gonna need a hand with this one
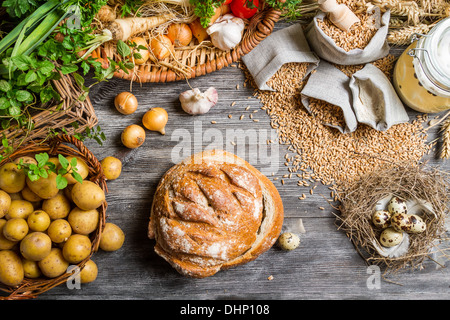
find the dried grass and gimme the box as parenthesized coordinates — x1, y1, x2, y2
(337, 164, 449, 274)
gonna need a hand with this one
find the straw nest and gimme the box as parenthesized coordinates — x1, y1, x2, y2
(337, 163, 449, 275)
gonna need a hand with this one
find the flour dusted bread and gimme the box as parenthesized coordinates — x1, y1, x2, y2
(148, 150, 284, 278)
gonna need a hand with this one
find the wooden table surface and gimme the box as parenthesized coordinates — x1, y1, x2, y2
(35, 22, 450, 301)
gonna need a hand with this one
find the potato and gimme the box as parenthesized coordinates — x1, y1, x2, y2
(38, 248, 69, 278)
(42, 191, 71, 220)
(0, 219, 17, 250)
(20, 232, 52, 261)
(47, 219, 72, 243)
(0, 250, 24, 286)
(21, 186, 43, 203)
(64, 184, 74, 202)
(68, 207, 99, 235)
(22, 258, 42, 278)
(99, 223, 125, 252)
(60, 156, 89, 184)
(71, 181, 105, 210)
(14, 156, 37, 166)
(80, 259, 98, 284)
(3, 218, 29, 242)
(0, 190, 11, 219)
(27, 210, 51, 232)
(100, 156, 122, 180)
(47, 157, 60, 167)
(6, 199, 34, 219)
(8, 192, 23, 201)
(0, 162, 26, 194)
(62, 234, 91, 264)
(26, 171, 59, 199)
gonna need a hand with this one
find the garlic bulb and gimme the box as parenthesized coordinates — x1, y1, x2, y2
(179, 87, 218, 115)
(206, 14, 245, 51)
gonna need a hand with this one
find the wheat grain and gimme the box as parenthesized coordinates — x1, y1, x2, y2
(387, 23, 435, 45)
(242, 57, 431, 192)
(440, 119, 450, 159)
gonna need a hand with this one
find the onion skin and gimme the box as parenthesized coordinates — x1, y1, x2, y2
(114, 92, 138, 115)
(121, 125, 146, 149)
(167, 23, 193, 47)
(142, 107, 168, 135)
(150, 35, 174, 60)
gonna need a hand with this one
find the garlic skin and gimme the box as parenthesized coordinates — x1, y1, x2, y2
(206, 14, 245, 51)
(179, 87, 218, 115)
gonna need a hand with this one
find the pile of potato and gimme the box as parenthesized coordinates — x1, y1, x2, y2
(0, 154, 124, 289)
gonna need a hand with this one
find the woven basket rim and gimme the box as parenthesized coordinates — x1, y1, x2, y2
(0, 134, 107, 300)
(108, 5, 281, 83)
(0, 67, 98, 154)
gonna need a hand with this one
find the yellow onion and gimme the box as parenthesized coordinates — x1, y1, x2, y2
(166, 23, 193, 47)
(142, 107, 168, 135)
(114, 92, 138, 115)
(150, 35, 174, 60)
(129, 37, 150, 65)
(121, 124, 146, 149)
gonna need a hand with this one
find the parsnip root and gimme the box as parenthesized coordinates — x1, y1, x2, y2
(108, 13, 175, 41)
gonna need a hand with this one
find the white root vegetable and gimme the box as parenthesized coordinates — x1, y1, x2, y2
(108, 13, 175, 41)
(179, 87, 218, 115)
(97, 5, 116, 22)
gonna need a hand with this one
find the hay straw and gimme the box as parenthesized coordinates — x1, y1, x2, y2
(337, 164, 449, 275)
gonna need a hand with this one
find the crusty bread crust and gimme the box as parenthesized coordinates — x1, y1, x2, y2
(148, 149, 284, 278)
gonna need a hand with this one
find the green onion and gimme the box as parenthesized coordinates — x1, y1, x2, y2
(0, 0, 61, 55)
(15, 9, 69, 56)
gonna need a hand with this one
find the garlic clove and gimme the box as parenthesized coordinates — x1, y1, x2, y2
(179, 87, 218, 115)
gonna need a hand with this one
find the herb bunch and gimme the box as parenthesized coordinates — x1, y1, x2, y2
(0, 0, 134, 152)
(16, 152, 83, 189)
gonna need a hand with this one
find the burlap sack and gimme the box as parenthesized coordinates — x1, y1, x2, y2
(301, 61, 409, 133)
(305, 9, 391, 65)
(242, 23, 319, 91)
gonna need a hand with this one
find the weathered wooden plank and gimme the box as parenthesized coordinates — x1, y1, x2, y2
(33, 22, 450, 300)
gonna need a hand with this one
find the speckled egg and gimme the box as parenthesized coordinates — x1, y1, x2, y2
(380, 227, 403, 248)
(277, 232, 300, 251)
(387, 196, 408, 215)
(372, 210, 391, 229)
(390, 212, 412, 232)
(409, 214, 426, 233)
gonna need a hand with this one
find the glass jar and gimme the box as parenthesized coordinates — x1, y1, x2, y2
(393, 17, 450, 113)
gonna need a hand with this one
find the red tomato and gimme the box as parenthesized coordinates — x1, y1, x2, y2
(230, 0, 259, 19)
(223, 0, 233, 4)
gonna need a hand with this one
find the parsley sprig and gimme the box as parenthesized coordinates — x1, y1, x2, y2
(16, 152, 83, 189)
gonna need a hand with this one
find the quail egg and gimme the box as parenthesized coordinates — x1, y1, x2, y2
(372, 210, 391, 229)
(277, 232, 300, 251)
(380, 227, 403, 248)
(387, 196, 408, 215)
(390, 212, 412, 232)
(409, 214, 426, 234)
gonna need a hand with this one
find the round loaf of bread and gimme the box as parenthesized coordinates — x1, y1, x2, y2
(148, 149, 284, 278)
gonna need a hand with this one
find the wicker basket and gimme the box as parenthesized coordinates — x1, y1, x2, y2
(102, 3, 281, 83)
(0, 68, 98, 152)
(0, 134, 107, 300)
